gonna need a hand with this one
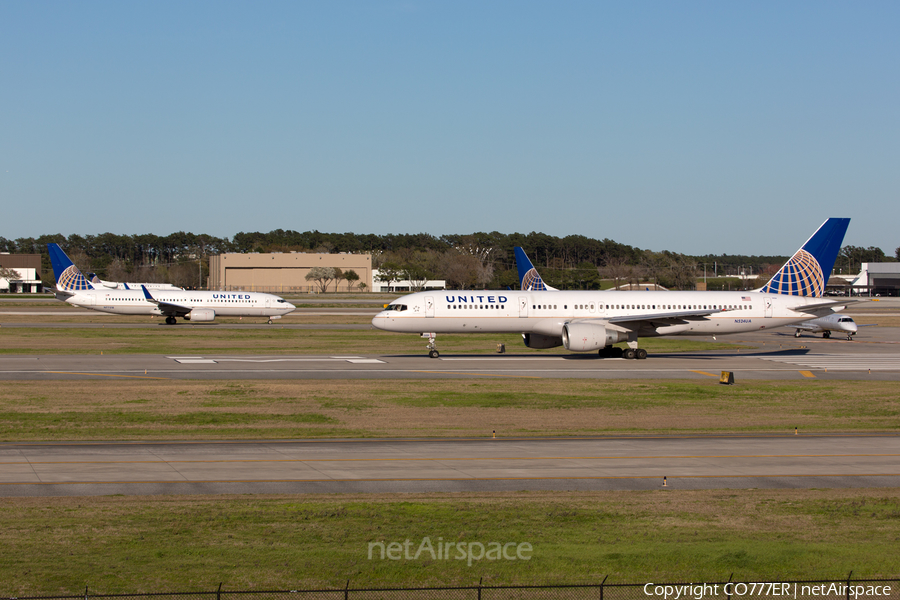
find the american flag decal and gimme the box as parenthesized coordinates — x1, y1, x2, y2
(741, 296, 751, 301)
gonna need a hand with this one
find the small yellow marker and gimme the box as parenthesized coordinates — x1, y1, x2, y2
(795, 427, 798, 435)
(492, 430, 496, 439)
(663, 476, 667, 487)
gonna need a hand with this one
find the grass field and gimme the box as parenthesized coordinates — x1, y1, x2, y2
(3, 489, 900, 594)
(2, 379, 899, 440)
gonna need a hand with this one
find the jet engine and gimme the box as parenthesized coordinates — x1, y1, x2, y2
(185, 309, 216, 322)
(562, 323, 627, 352)
(522, 333, 563, 349)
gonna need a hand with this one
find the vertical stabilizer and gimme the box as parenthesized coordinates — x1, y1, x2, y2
(47, 244, 94, 291)
(758, 218, 850, 297)
(514, 247, 558, 291)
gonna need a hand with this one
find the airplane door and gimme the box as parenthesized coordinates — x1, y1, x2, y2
(425, 296, 435, 318)
(519, 297, 528, 317)
(765, 298, 774, 318)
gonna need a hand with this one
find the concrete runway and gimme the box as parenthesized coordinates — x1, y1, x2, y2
(1, 325, 899, 381)
(1, 434, 898, 497)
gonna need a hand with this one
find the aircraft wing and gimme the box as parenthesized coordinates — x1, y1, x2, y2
(141, 286, 192, 317)
(572, 308, 724, 331)
(789, 298, 867, 315)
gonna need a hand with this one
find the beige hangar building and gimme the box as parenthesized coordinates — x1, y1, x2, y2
(208, 252, 373, 293)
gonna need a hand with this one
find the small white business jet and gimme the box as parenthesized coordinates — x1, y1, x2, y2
(790, 313, 860, 340)
(373, 218, 857, 359)
(49, 244, 295, 324)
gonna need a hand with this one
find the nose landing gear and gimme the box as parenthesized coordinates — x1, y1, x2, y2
(423, 333, 439, 358)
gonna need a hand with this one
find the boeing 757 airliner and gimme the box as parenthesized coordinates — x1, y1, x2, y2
(373, 218, 857, 359)
(49, 244, 295, 324)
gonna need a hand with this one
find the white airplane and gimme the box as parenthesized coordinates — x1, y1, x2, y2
(49, 244, 296, 324)
(790, 313, 860, 340)
(373, 218, 856, 359)
(86, 273, 182, 291)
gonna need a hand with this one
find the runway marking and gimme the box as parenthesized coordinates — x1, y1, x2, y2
(800, 370, 816, 378)
(45, 371, 168, 380)
(690, 370, 718, 377)
(760, 353, 900, 371)
(3, 473, 899, 486)
(7, 453, 898, 466)
(173, 356, 386, 364)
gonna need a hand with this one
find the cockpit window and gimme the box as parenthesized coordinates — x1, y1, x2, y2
(383, 304, 408, 312)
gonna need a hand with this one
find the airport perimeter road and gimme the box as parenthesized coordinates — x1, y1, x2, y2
(1, 434, 898, 497)
(1, 330, 900, 381)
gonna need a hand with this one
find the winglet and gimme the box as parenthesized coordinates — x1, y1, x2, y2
(514, 247, 558, 291)
(141, 285, 157, 303)
(47, 243, 94, 291)
(758, 218, 850, 297)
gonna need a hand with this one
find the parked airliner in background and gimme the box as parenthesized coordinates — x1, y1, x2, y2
(373, 218, 857, 359)
(49, 244, 295, 324)
(790, 313, 862, 340)
(86, 273, 182, 291)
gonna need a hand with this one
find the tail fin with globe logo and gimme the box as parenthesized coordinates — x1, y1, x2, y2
(48, 243, 94, 292)
(757, 218, 849, 297)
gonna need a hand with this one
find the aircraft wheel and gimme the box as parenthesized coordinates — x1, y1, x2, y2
(428, 349, 440, 359)
(847, 334, 853, 341)
(613, 347, 624, 358)
(636, 348, 648, 360)
(823, 331, 831, 339)
(794, 330, 801, 338)
(267, 319, 273, 324)
(165, 316, 176, 325)
(624, 348, 637, 360)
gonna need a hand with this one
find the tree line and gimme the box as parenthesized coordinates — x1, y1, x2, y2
(1, 231, 895, 291)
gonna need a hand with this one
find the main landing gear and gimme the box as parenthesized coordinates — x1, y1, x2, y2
(822, 331, 831, 339)
(794, 330, 802, 338)
(423, 333, 439, 358)
(165, 316, 177, 325)
(598, 346, 647, 359)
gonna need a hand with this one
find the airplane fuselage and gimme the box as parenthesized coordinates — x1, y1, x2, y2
(372, 289, 838, 340)
(65, 290, 295, 319)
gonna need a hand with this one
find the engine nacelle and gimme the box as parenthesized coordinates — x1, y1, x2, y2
(562, 323, 627, 352)
(185, 309, 216, 322)
(522, 333, 563, 349)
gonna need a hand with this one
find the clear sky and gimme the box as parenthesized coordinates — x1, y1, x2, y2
(1, 1, 897, 256)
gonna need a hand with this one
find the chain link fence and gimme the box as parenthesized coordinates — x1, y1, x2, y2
(6, 579, 899, 600)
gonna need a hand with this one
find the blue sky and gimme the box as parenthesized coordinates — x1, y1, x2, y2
(1, 1, 897, 255)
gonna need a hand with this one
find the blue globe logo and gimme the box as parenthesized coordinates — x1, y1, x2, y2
(57, 265, 92, 291)
(522, 268, 547, 291)
(761, 249, 824, 297)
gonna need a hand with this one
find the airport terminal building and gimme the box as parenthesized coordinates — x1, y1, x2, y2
(851, 263, 900, 296)
(208, 252, 373, 293)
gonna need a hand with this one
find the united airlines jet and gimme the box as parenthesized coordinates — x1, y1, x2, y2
(49, 244, 295, 324)
(373, 218, 855, 358)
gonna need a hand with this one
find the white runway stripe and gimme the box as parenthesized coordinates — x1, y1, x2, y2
(760, 354, 900, 371)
